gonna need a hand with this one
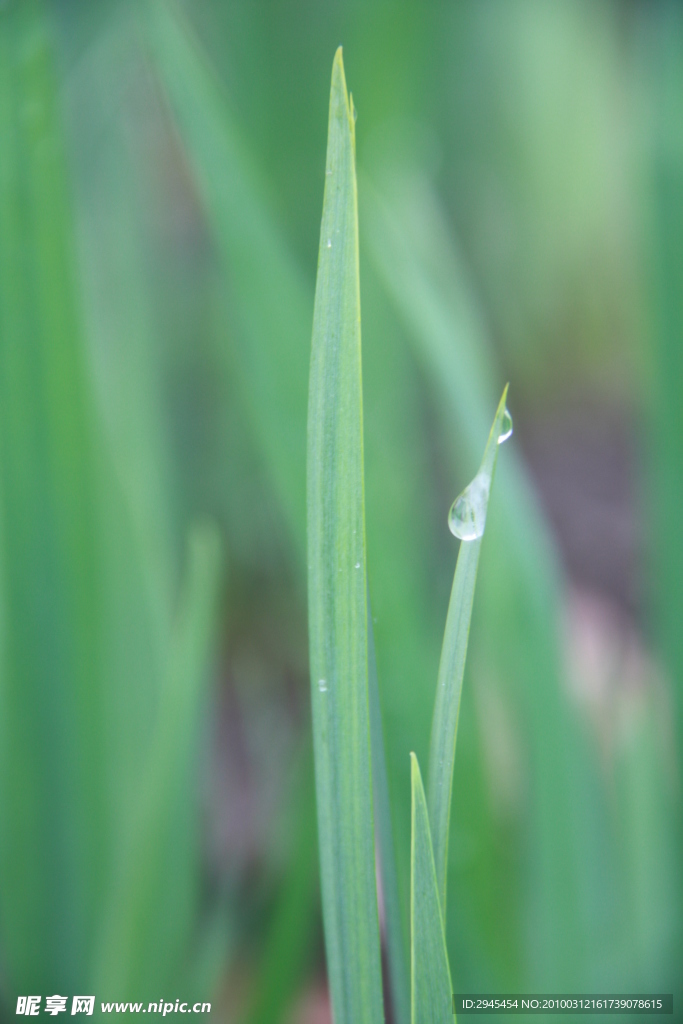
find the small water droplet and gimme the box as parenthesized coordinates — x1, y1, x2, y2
(326, 239, 332, 248)
(448, 471, 489, 541)
(326, 168, 332, 176)
(354, 562, 360, 569)
(498, 407, 513, 444)
(318, 679, 327, 693)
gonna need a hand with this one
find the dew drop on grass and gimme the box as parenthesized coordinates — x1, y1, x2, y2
(318, 679, 327, 693)
(448, 471, 489, 541)
(498, 407, 513, 444)
(326, 239, 332, 248)
(354, 562, 360, 569)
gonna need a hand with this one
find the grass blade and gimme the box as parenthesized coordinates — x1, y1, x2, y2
(146, 0, 310, 553)
(410, 754, 453, 1024)
(0, 0, 105, 994)
(307, 49, 384, 1024)
(368, 602, 410, 1024)
(65, 18, 177, 645)
(644, 3, 683, 989)
(427, 390, 509, 917)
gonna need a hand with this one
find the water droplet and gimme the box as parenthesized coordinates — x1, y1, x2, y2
(498, 407, 513, 444)
(326, 239, 332, 248)
(326, 168, 332, 176)
(354, 562, 360, 569)
(448, 471, 489, 541)
(318, 678, 327, 693)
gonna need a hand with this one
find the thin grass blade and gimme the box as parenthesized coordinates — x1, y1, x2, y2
(307, 49, 384, 1024)
(427, 390, 509, 917)
(410, 753, 453, 1024)
(368, 600, 410, 1024)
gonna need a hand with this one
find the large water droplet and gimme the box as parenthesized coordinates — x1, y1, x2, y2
(448, 471, 489, 541)
(498, 407, 513, 444)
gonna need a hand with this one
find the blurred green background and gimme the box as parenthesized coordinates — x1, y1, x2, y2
(0, 0, 681, 1020)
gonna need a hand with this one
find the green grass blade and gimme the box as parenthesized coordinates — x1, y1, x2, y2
(0, 0, 105, 994)
(368, 601, 410, 1024)
(642, 4, 683, 989)
(65, 17, 177, 644)
(146, 0, 310, 553)
(410, 754, 453, 1024)
(307, 49, 384, 1024)
(427, 390, 509, 917)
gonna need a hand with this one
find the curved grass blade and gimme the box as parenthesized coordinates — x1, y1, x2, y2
(307, 49, 384, 1024)
(427, 389, 509, 917)
(410, 754, 453, 1024)
(363, 171, 584, 980)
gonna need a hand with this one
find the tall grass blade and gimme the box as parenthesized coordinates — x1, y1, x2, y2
(410, 754, 453, 1024)
(427, 390, 509, 917)
(146, 0, 310, 552)
(0, 0, 105, 994)
(307, 49, 384, 1024)
(643, 2, 683, 988)
(147, 18, 443, 976)
(65, 16, 177, 647)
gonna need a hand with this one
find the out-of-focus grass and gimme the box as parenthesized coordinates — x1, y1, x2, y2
(642, 0, 683, 987)
(0, 0, 222, 1010)
(0, 1, 107, 992)
(0, 0, 680, 1017)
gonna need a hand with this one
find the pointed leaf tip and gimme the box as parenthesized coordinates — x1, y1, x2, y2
(332, 46, 346, 89)
(330, 48, 356, 132)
